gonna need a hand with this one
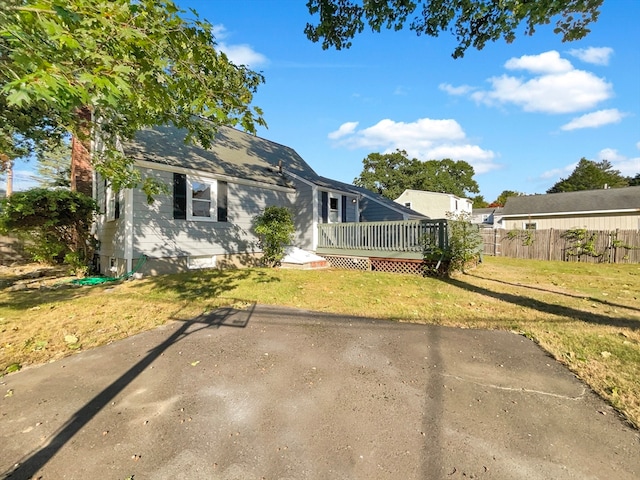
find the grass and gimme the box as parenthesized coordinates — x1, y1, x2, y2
(1, 257, 639, 428)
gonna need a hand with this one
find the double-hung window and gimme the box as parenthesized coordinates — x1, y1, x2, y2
(189, 178, 215, 220)
(174, 173, 228, 222)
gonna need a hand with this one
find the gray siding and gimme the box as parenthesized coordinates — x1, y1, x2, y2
(94, 175, 127, 270)
(288, 178, 314, 250)
(359, 197, 405, 222)
(130, 168, 292, 259)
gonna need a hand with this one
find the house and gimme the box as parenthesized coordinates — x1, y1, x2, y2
(92, 125, 426, 276)
(501, 186, 640, 231)
(471, 207, 504, 229)
(394, 189, 472, 219)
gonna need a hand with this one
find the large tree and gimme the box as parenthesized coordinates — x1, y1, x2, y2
(354, 149, 479, 199)
(547, 158, 629, 193)
(305, 0, 603, 58)
(1, 0, 265, 192)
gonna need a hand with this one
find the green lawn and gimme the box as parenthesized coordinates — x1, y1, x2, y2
(1, 256, 639, 428)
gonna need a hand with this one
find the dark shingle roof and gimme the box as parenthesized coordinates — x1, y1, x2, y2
(502, 187, 640, 216)
(123, 125, 298, 189)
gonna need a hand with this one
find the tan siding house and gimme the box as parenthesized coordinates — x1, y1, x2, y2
(501, 187, 640, 231)
(394, 190, 472, 219)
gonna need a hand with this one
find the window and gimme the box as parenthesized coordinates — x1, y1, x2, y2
(190, 180, 213, 218)
(524, 222, 537, 230)
(329, 197, 338, 210)
(105, 182, 120, 221)
(173, 173, 228, 222)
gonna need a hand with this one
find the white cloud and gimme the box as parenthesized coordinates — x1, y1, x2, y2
(472, 69, 612, 114)
(328, 117, 499, 173)
(438, 83, 475, 96)
(560, 109, 626, 131)
(443, 50, 613, 115)
(568, 47, 614, 66)
(504, 50, 573, 74)
(213, 24, 268, 68)
(328, 122, 359, 140)
(540, 163, 576, 180)
(598, 149, 640, 176)
(636, 141, 640, 150)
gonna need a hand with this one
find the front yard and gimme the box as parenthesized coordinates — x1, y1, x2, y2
(1, 256, 639, 428)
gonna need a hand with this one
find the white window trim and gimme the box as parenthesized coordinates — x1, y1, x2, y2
(523, 221, 537, 230)
(187, 175, 218, 222)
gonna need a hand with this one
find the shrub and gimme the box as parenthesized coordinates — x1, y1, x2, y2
(253, 206, 295, 267)
(422, 211, 482, 275)
(0, 188, 98, 271)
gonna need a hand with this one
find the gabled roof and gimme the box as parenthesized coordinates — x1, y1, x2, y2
(122, 125, 297, 189)
(502, 187, 640, 217)
(122, 124, 427, 219)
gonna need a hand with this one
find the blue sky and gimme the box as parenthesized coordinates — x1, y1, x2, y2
(11, 0, 640, 202)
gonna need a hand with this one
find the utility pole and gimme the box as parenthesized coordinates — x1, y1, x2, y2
(6, 161, 13, 197)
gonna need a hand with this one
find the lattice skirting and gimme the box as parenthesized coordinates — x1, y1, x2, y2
(321, 255, 447, 276)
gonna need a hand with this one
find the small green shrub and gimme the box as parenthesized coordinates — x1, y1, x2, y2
(253, 206, 295, 267)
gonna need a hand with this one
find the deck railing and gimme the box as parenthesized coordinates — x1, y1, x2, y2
(316, 219, 448, 259)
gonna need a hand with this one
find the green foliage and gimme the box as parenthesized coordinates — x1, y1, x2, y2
(423, 212, 482, 275)
(305, 0, 603, 58)
(353, 149, 479, 199)
(253, 206, 295, 267)
(507, 228, 535, 246)
(0, 188, 98, 269)
(470, 195, 488, 208)
(547, 158, 629, 193)
(1, 0, 265, 188)
(494, 190, 524, 207)
(628, 173, 640, 186)
(562, 228, 602, 260)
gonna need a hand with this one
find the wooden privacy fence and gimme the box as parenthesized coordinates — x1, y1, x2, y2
(480, 228, 640, 263)
(316, 219, 448, 260)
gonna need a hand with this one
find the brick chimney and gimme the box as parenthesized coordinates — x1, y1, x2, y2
(70, 107, 93, 196)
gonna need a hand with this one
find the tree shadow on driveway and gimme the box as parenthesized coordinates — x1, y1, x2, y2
(2, 303, 256, 480)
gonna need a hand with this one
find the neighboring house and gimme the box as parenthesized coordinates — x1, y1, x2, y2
(471, 207, 504, 229)
(91, 125, 425, 276)
(501, 186, 640, 231)
(394, 189, 472, 219)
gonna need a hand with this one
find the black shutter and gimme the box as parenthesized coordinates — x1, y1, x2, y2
(173, 173, 187, 219)
(341, 195, 347, 222)
(114, 191, 120, 219)
(217, 181, 228, 222)
(321, 191, 328, 223)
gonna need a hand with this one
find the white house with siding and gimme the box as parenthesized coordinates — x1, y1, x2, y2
(92, 125, 424, 276)
(501, 187, 640, 231)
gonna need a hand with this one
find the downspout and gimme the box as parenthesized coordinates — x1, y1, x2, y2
(123, 188, 134, 273)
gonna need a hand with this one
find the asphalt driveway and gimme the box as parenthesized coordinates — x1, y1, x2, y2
(1, 305, 638, 479)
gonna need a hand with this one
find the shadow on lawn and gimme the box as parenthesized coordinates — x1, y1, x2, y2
(443, 275, 639, 330)
(467, 272, 640, 314)
(2, 303, 256, 479)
